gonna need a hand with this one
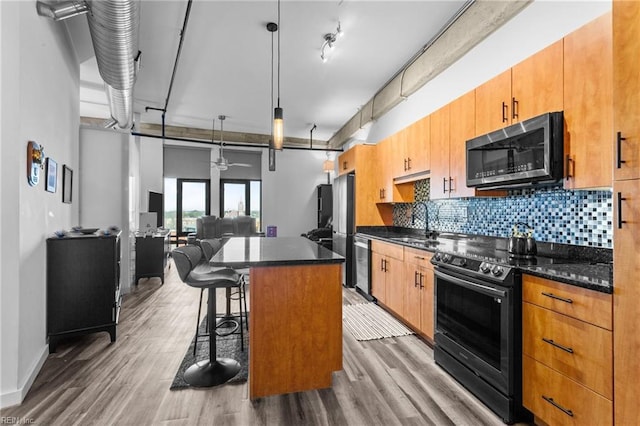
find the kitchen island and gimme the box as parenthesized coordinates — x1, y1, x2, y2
(210, 236, 344, 399)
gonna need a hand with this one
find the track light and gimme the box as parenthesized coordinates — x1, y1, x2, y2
(320, 21, 342, 63)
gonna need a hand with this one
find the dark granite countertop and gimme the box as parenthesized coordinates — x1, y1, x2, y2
(356, 226, 613, 294)
(521, 263, 613, 293)
(210, 236, 344, 268)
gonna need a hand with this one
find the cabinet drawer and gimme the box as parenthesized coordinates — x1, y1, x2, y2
(371, 240, 404, 260)
(404, 246, 433, 269)
(523, 355, 612, 426)
(523, 302, 612, 399)
(522, 274, 612, 329)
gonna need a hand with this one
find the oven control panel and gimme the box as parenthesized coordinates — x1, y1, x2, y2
(432, 252, 513, 282)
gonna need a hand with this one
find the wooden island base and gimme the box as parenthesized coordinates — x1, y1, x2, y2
(249, 263, 342, 399)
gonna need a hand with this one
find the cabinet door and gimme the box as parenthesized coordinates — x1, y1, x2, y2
(417, 265, 434, 340)
(429, 105, 451, 200)
(613, 179, 640, 424)
(371, 252, 386, 303)
(405, 116, 430, 176)
(511, 40, 564, 123)
(404, 262, 421, 330)
(564, 13, 613, 189)
(338, 148, 356, 175)
(448, 90, 476, 198)
(475, 69, 512, 135)
(385, 257, 404, 316)
(375, 138, 394, 203)
(523, 355, 613, 426)
(613, 0, 640, 181)
(390, 129, 408, 178)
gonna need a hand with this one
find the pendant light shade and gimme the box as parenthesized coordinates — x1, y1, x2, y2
(273, 107, 284, 150)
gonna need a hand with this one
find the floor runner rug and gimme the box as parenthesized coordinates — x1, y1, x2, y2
(343, 302, 414, 341)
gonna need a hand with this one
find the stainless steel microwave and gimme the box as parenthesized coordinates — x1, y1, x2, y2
(466, 112, 563, 189)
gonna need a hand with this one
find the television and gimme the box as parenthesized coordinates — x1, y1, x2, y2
(148, 191, 164, 228)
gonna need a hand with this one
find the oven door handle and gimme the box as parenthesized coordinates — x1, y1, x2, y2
(434, 269, 507, 298)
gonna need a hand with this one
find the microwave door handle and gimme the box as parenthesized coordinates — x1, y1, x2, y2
(434, 269, 507, 298)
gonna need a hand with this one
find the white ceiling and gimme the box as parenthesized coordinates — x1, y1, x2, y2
(76, 0, 468, 143)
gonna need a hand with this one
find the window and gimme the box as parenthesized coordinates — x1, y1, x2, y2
(221, 179, 262, 231)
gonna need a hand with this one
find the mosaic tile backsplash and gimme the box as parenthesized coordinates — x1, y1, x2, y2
(393, 180, 613, 248)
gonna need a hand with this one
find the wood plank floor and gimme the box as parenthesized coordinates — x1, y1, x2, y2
(1, 260, 519, 425)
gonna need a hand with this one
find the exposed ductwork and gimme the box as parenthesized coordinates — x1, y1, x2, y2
(37, 0, 140, 130)
(328, 0, 532, 148)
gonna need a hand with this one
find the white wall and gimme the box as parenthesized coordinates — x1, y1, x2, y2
(261, 150, 330, 237)
(79, 127, 136, 294)
(365, 1, 612, 144)
(139, 136, 163, 211)
(1, 0, 80, 408)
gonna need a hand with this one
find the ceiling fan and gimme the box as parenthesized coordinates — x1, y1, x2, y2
(211, 115, 251, 171)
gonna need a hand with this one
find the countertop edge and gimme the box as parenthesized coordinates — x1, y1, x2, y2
(211, 258, 345, 268)
(521, 268, 613, 294)
(356, 231, 612, 294)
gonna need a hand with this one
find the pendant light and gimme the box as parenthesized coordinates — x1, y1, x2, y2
(272, 0, 284, 150)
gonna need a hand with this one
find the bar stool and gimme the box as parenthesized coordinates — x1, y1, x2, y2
(200, 239, 249, 337)
(172, 245, 241, 387)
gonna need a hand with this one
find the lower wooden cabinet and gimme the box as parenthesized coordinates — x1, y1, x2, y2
(403, 247, 434, 340)
(523, 355, 613, 426)
(522, 274, 613, 425)
(371, 240, 404, 309)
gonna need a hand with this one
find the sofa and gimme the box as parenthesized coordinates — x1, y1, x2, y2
(192, 215, 261, 241)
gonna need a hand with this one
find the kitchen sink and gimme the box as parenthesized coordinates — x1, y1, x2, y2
(389, 236, 440, 245)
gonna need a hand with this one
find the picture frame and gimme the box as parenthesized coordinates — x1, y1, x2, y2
(62, 165, 73, 204)
(45, 158, 57, 193)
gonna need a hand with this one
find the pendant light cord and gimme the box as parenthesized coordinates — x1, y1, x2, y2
(277, 0, 281, 109)
(271, 29, 274, 122)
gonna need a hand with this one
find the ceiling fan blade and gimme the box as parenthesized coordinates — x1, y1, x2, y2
(229, 163, 252, 167)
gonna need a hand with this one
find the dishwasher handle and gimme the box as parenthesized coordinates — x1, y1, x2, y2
(354, 241, 369, 249)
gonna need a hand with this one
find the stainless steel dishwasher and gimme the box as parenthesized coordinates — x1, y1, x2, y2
(353, 235, 373, 301)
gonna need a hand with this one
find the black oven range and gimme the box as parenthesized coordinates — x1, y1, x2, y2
(431, 248, 537, 424)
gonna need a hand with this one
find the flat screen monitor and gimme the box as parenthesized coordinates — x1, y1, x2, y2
(148, 191, 163, 228)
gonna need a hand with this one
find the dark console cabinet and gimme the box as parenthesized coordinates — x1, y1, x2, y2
(46, 232, 121, 353)
(135, 231, 170, 284)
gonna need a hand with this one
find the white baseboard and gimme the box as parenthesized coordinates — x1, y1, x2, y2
(0, 344, 48, 409)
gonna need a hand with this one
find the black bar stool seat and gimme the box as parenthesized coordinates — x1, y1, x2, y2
(172, 245, 241, 387)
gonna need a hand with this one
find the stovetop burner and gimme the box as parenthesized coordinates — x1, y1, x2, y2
(431, 241, 577, 283)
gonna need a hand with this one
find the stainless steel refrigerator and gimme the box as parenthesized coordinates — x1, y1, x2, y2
(332, 172, 355, 287)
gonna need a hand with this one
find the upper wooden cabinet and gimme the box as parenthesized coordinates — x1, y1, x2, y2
(336, 144, 391, 226)
(564, 12, 613, 189)
(613, 0, 640, 181)
(448, 90, 476, 198)
(430, 91, 485, 199)
(373, 137, 395, 203)
(475, 69, 512, 136)
(511, 40, 564, 122)
(337, 148, 356, 176)
(475, 41, 564, 136)
(395, 116, 431, 179)
(429, 104, 451, 200)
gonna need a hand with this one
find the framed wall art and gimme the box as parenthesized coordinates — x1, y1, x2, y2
(62, 165, 73, 203)
(45, 158, 57, 193)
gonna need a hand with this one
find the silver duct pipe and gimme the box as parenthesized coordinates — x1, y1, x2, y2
(37, 0, 140, 130)
(86, 0, 140, 129)
(36, 1, 89, 21)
